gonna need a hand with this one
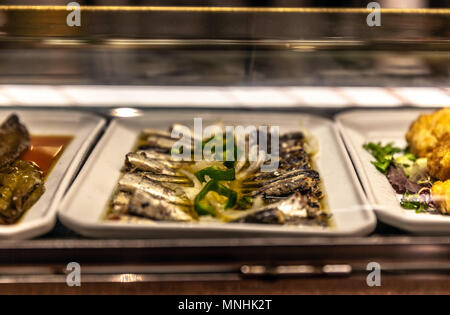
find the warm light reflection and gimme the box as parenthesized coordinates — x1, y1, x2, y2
(118, 273, 142, 283)
(0, 6, 449, 14)
(110, 108, 142, 118)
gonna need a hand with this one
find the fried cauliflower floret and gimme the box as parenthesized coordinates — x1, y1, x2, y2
(406, 114, 436, 157)
(427, 137, 450, 181)
(406, 108, 450, 158)
(431, 180, 450, 214)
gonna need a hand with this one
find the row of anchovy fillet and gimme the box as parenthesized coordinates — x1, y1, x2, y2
(109, 127, 327, 226)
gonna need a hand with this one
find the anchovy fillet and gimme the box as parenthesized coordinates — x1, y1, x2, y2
(139, 171, 191, 185)
(125, 152, 179, 176)
(129, 190, 194, 222)
(234, 193, 322, 224)
(118, 173, 190, 205)
(110, 129, 327, 226)
(111, 191, 131, 214)
(250, 170, 322, 199)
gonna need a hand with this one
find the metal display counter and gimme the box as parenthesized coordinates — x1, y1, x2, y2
(0, 5, 448, 294)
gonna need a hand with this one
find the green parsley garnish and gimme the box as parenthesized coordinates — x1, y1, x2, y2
(363, 142, 402, 174)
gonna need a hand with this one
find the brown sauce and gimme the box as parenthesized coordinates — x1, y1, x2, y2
(20, 135, 73, 176)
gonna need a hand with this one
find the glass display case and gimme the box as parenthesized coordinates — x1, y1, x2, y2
(0, 3, 448, 294)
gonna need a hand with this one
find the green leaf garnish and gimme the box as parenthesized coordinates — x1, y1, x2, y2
(400, 191, 428, 213)
(363, 142, 402, 174)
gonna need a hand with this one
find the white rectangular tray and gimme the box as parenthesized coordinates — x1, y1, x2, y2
(336, 109, 450, 234)
(59, 111, 375, 238)
(0, 110, 106, 239)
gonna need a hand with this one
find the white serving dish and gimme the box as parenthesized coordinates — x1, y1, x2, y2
(0, 110, 106, 239)
(59, 111, 375, 238)
(336, 109, 450, 234)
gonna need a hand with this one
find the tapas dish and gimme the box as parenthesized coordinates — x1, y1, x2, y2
(363, 108, 449, 215)
(106, 127, 329, 227)
(337, 108, 450, 234)
(59, 111, 375, 238)
(0, 110, 105, 239)
(0, 114, 71, 225)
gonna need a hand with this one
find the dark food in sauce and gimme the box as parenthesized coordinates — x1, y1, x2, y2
(0, 114, 71, 224)
(0, 160, 44, 223)
(0, 114, 29, 169)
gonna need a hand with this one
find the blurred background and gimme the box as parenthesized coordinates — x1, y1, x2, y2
(2, 1, 450, 7)
(0, 0, 448, 295)
(0, 1, 448, 98)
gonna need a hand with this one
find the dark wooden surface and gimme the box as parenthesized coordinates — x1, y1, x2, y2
(0, 235, 448, 294)
(1, 274, 449, 295)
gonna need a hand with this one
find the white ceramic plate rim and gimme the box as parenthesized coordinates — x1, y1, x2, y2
(59, 111, 376, 238)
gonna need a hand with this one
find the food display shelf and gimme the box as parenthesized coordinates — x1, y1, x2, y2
(0, 108, 447, 295)
(0, 5, 448, 293)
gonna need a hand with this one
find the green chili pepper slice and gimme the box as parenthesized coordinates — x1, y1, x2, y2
(195, 201, 215, 216)
(194, 180, 238, 216)
(194, 166, 235, 183)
